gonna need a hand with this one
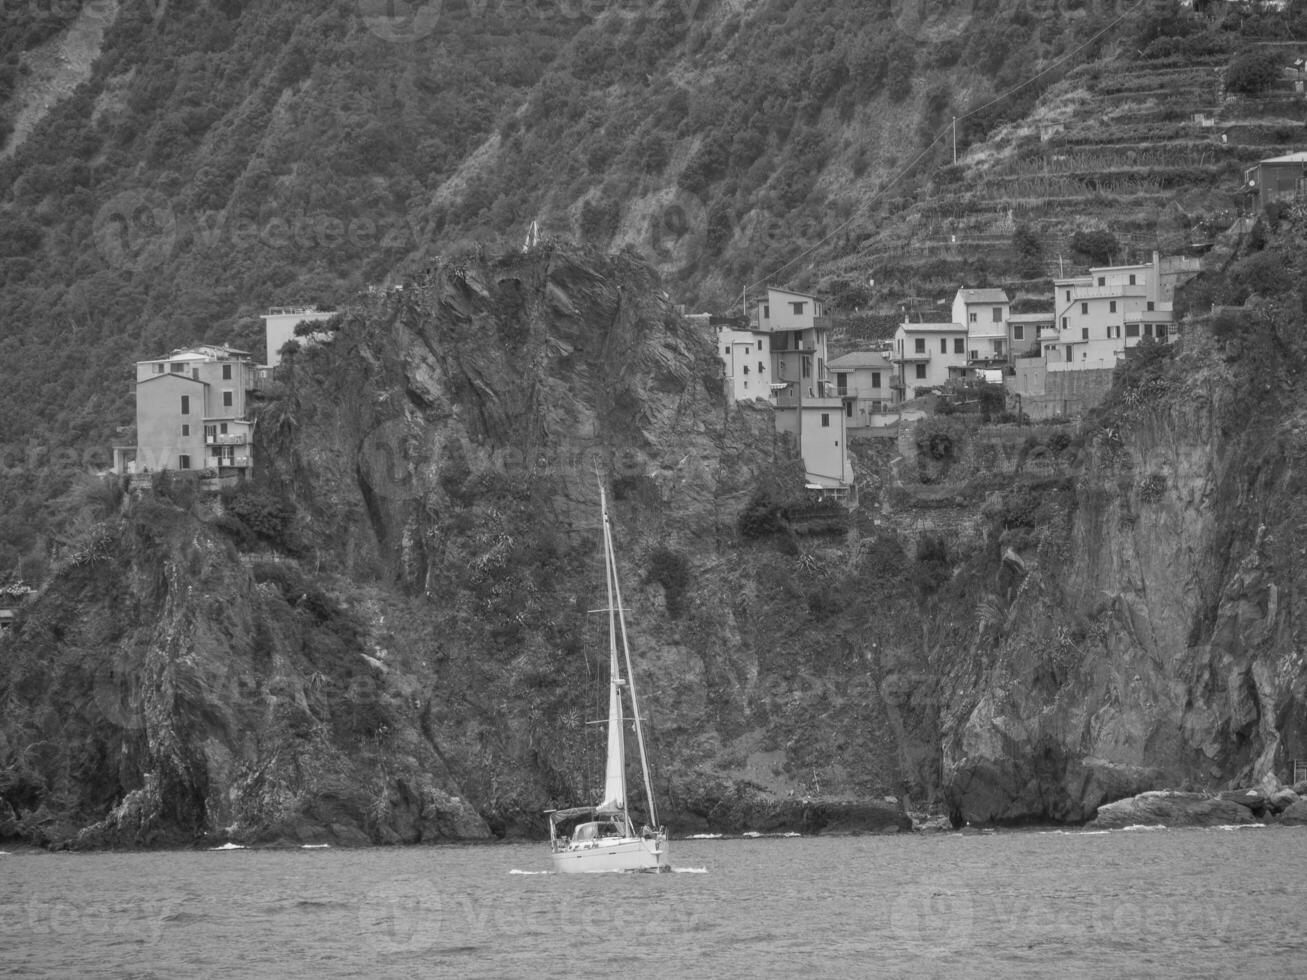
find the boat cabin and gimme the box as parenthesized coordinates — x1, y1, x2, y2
(571, 821, 625, 843)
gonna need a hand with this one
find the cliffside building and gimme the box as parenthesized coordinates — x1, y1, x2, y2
(1048, 252, 1199, 372)
(829, 350, 894, 429)
(709, 315, 771, 401)
(951, 288, 1011, 369)
(890, 317, 969, 402)
(752, 287, 851, 490)
(113, 345, 260, 476)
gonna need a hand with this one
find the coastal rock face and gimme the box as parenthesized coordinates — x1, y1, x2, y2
(1090, 791, 1256, 829)
(940, 332, 1307, 825)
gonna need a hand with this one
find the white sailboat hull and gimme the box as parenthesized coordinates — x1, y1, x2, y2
(551, 834, 669, 873)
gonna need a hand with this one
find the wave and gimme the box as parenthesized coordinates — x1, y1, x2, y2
(1217, 823, 1266, 830)
(686, 833, 722, 840)
(1120, 824, 1168, 832)
(209, 842, 247, 850)
(672, 866, 708, 873)
(300, 843, 330, 848)
(508, 869, 550, 875)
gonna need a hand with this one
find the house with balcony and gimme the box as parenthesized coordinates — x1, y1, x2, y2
(828, 350, 894, 429)
(1008, 311, 1056, 360)
(1047, 252, 1199, 372)
(889, 317, 969, 403)
(951, 288, 1011, 370)
(752, 287, 851, 491)
(113, 345, 260, 477)
(262, 307, 337, 367)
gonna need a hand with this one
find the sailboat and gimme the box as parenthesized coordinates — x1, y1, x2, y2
(546, 477, 670, 873)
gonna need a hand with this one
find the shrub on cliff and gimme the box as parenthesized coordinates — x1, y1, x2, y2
(646, 547, 691, 618)
(222, 486, 295, 550)
(1226, 48, 1285, 96)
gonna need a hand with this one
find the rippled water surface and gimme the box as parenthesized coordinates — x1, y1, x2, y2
(3, 827, 1305, 978)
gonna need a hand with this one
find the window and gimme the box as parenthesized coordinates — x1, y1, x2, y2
(1144, 323, 1153, 337)
(1125, 323, 1139, 338)
(970, 350, 978, 360)
(724, 347, 730, 355)
(802, 355, 812, 378)
(179, 454, 191, 470)
(222, 390, 234, 408)
(845, 402, 853, 417)
(994, 341, 1004, 355)
(1129, 274, 1137, 285)
(1061, 317, 1068, 330)
(762, 305, 770, 319)
(821, 413, 830, 427)
(992, 307, 1002, 323)
(1080, 302, 1088, 315)
(1081, 328, 1089, 340)
(222, 364, 232, 380)
(871, 371, 881, 388)
(1109, 300, 1117, 313)
(791, 302, 805, 315)
(1065, 347, 1072, 363)
(170, 362, 184, 373)
(181, 424, 190, 437)
(836, 372, 847, 390)
(153, 363, 164, 375)
(219, 423, 228, 434)
(954, 338, 964, 354)
(1157, 323, 1168, 338)
(969, 312, 977, 323)
(1097, 277, 1105, 286)
(940, 338, 947, 354)
(180, 395, 190, 415)
(742, 365, 749, 375)
(914, 337, 926, 354)
(1146, 301, 1154, 311)
(745, 346, 750, 355)
(758, 361, 765, 374)
(1013, 325, 1024, 340)
(915, 364, 927, 379)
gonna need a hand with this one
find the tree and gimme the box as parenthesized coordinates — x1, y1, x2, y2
(1226, 49, 1284, 96)
(1070, 229, 1118, 266)
(1012, 224, 1044, 278)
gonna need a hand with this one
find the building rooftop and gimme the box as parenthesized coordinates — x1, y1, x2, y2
(899, 321, 966, 332)
(955, 288, 1010, 304)
(1260, 151, 1307, 165)
(828, 351, 893, 369)
(1008, 312, 1056, 323)
(151, 345, 250, 362)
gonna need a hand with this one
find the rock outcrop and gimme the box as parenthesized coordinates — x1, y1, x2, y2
(1090, 791, 1257, 829)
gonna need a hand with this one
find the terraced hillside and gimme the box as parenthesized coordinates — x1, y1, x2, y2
(826, 47, 1307, 315)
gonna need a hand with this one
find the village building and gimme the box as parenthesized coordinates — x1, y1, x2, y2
(828, 350, 894, 429)
(1048, 252, 1199, 372)
(889, 317, 969, 403)
(751, 288, 852, 490)
(709, 314, 771, 402)
(262, 307, 337, 367)
(951, 288, 1011, 371)
(1242, 151, 1307, 213)
(1007, 311, 1057, 360)
(113, 345, 260, 476)
(0, 583, 34, 638)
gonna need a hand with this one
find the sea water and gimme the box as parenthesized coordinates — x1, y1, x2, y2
(1, 827, 1304, 978)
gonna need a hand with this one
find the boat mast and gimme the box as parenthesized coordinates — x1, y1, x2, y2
(599, 482, 627, 818)
(600, 480, 659, 830)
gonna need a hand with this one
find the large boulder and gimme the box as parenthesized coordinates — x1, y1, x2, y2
(1279, 799, 1307, 825)
(1090, 791, 1257, 829)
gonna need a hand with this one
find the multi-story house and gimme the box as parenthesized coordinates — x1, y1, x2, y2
(889, 317, 969, 403)
(951, 288, 1011, 369)
(710, 315, 771, 401)
(1048, 252, 1200, 372)
(1007, 312, 1057, 360)
(262, 307, 337, 367)
(828, 350, 894, 429)
(115, 345, 259, 476)
(753, 287, 851, 490)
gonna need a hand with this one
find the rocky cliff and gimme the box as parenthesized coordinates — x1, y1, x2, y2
(5, 239, 1306, 848)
